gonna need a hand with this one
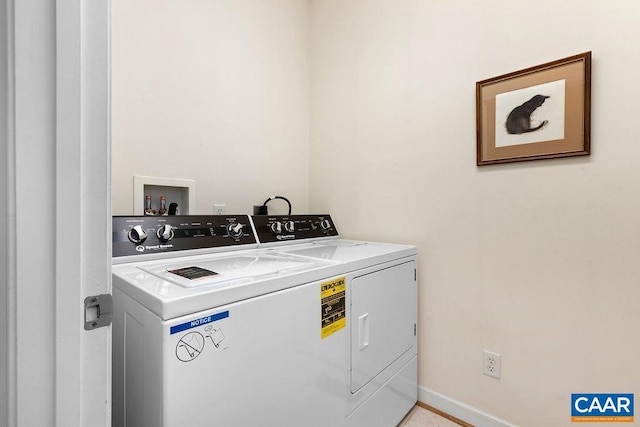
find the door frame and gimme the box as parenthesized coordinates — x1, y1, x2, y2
(0, 0, 13, 424)
(2, 0, 111, 425)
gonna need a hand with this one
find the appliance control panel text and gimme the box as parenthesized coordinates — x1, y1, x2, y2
(251, 214, 339, 244)
(113, 215, 256, 257)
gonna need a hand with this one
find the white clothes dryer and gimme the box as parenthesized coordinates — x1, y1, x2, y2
(252, 215, 418, 427)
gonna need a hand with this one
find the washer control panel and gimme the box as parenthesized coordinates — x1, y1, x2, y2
(113, 215, 256, 258)
(251, 214, 339, 244)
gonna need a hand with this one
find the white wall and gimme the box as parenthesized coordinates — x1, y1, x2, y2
(112, 0, 310, 215)
(310, 1, 640, 426)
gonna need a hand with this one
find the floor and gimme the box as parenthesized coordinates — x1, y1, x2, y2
(399, 405, 467, 427)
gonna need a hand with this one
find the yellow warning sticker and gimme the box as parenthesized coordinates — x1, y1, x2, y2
(321, 277, 346, 339)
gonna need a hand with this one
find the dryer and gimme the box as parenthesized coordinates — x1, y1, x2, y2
(252, 215, 418, 427)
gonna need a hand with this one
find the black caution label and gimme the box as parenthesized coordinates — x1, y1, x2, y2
(169, 266, 219, 280)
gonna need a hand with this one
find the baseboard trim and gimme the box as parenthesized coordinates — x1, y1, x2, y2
(418, 386, 515, 427)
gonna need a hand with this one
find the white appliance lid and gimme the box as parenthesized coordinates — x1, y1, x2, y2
(268, 240, 416, 270)
(138, 253, 324, 288)
(112, 250, 345, 320)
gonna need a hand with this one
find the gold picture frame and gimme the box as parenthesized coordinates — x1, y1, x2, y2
(476, 52, 591, 166)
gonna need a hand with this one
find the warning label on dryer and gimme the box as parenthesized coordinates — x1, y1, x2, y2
(321, 277, 346, 339)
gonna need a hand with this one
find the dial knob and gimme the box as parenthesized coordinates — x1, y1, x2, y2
(270, 221, 283, 234)
(320, 219, 332, 230)
(128, 225, 148, 244)
(156, 224, 175, 242)
(227, 222, 243, 238)
(284, 220, 295, 233)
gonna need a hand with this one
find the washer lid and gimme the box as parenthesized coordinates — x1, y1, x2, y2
(138, 253, 323, 288)
(112, 249, 344, 320)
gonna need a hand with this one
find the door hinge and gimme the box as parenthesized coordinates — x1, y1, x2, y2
(414, 269, 417, 281)
(84, 294, 113, 330)
(414, 323, 417, 336)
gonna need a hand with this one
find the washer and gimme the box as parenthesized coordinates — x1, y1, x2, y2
(112, 214, 417, 427)
(252, 214, 418, 427)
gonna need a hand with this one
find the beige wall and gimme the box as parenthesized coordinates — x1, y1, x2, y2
(112, 0, 310, 215)
(310, 1, 640, 426)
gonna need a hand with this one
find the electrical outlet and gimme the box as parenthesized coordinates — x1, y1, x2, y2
(214, 204, 226, 215)
(483, 350, 501, 379)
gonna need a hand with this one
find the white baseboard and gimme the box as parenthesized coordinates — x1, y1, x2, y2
(418, 386, 516, 427)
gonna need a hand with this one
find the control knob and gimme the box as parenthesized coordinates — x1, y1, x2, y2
(284, 220, 295, 233)
(270, 221, 283, 234)
(320, 219, 332, 230)
(128, 225, 148, 244)
(156, 224, 175, 242)
(227, 222, 243, 238)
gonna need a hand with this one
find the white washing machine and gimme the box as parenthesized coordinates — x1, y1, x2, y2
(252, 215, 418, 427)
(112, 214, 416, 427)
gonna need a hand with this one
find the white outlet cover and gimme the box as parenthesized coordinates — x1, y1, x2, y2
(483, 350, 501, 379)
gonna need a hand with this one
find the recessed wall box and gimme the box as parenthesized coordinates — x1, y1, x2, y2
(133, 175, 196, 215)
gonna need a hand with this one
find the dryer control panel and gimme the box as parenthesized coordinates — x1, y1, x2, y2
(113, 215, 257, 258)
(251, 214, 339, 244)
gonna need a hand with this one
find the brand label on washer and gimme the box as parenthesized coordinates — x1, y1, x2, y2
(321, 277, 346, 339)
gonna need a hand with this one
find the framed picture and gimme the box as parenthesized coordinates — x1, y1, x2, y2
(476, 52, 591, 166)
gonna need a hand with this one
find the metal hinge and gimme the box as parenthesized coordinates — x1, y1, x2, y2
(84, 294, 113, 330)
(414, 269, 417, 281)
(414, 324, 417, 336)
